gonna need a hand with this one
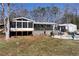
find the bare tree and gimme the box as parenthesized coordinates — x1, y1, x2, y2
(31, 7, 46, 22)
(6, 3, 10, 40)
(51, 6, 60, 22)
(0, 4, 4, 25)
(10, 8, 29, 20)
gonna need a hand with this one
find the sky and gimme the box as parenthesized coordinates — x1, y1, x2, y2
(0, 3, 65, 16)
(13, 3, 65, 11)
(13, 3, 79, 10)
(1, 3, 79, 16)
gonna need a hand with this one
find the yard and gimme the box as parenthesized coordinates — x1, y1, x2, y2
(0, 35, 79, 56)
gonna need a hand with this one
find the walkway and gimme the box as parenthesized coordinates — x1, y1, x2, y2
(52, 35, 79, 40)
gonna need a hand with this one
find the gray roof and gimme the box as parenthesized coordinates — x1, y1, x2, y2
(34, 22, 56, 25)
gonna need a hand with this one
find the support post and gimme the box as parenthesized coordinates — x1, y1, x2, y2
(27, 22, 28, 35)
(16, 21, 17, 37)
(22, 19, 23, 36)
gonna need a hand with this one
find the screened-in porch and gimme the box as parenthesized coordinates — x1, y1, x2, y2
(34, 22, 55, 30)
(10, 17, 34, 36)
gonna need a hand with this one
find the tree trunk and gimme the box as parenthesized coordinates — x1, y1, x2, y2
(6, 3, 10, 40)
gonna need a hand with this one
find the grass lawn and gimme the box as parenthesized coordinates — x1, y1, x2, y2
(0, 35, 79, 56)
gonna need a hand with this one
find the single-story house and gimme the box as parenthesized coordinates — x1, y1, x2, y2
(9, 17, 56, 36)
(5, 17, 78, 37)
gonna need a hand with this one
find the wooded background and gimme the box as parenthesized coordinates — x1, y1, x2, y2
(0, 3, 79, 28)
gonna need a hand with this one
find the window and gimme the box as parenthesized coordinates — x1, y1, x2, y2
(34, 24, 53, 30)
(61, 26, 66, 32)
(23, 22, 27, 28)
(17, 22, 22, 28)
(10, 22, 16, 28)
(28, 22, 33, 28)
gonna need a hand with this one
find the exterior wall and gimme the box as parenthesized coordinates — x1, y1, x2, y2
(10, 28, 34, 32)
(58, 24, 77, 33)
(33, 30, 52, 36)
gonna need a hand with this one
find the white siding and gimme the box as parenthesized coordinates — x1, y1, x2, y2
(10, 28, 34, 31)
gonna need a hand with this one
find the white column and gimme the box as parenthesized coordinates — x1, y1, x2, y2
(32, 22, 34, 28)
(27, 21, 28, 28)
(22, 19, 23, 36)
(21, 21, 23, 28)
(27, 21, 29, 35)
(16, 20, 17, 36)
(22, 21, 23, 28)
(16, 20, 17, 29)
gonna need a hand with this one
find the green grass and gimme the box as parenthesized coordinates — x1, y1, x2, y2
(0, 36, 79, 56)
